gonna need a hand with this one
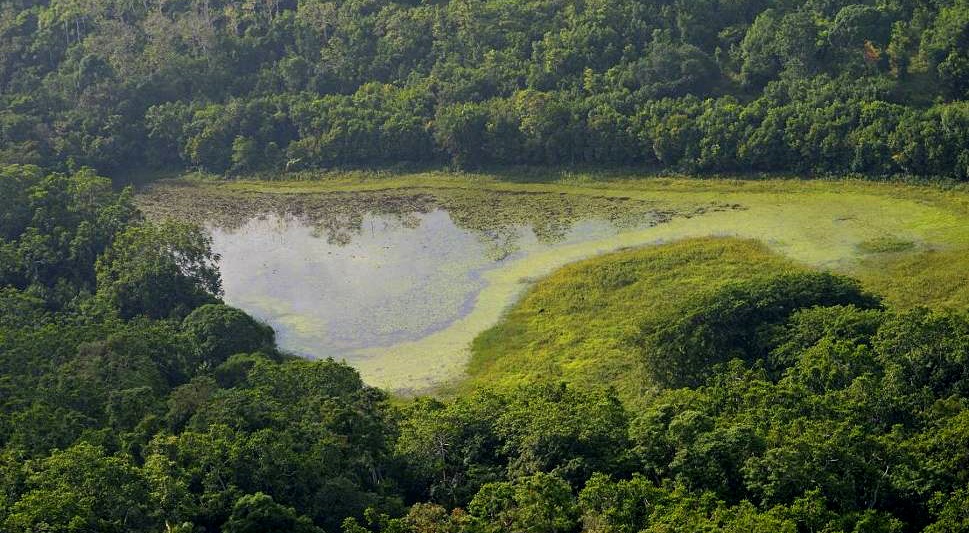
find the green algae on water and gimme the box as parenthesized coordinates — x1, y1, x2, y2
(137, 173, 969, 393)
(140, 182, 721, 392)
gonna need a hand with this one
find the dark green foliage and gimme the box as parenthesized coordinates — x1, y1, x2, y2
(223, 493, 322, 533)
(0, 0, 968, 177)
(95, 220, 222, 319)
(772, 305, 885, 393)
(3, 167, 969, 532)
(640, 272, 881, 388)
(395, 393, 506, 507)
(925, 486, 969, 533)
(467, 472, 578, 533)
(182, 304, 276, 370)
(0, 288, 46, 329)
(3, 444, 155, 533)
(395, 384, 629, 509)
(495, 384, 631, 486)
(0, 165, 137, 307)
(579, 473, 663, 533)
(874, 307, 969, 400)
(154, 358, 399, 531)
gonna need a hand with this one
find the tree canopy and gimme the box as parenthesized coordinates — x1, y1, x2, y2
(2, 169, 968, 531)
(0, 0, 967, 178)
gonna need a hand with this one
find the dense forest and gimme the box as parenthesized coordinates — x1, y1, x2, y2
(2, 167, 969, 531)
(0, 0, 968, 177)
(3, 0, 969, 530)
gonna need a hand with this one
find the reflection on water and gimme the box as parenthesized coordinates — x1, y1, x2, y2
(140, 184, 734, 382)
(212, 208, 660, 360)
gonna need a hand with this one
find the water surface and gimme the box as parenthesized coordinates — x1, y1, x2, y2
(140, 184, 728, 391)
(138, 177, 969, 391)
(212, 208, 665, 359)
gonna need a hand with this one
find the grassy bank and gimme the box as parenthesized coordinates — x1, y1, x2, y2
(139, 171, 969, 394)
(145, 171, 969, 307)
(459, 237, 806, 401)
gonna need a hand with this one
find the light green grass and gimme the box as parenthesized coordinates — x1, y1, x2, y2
(139, 172, 969, 394)
(856, 249, 969, 310)
(457, 238, 805, 402)
(175, 172, 969, 309)
(856, 236, 916, 254)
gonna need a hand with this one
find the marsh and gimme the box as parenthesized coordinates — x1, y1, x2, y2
(139, 174, 969, 392)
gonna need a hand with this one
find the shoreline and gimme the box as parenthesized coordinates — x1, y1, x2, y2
(137, 173, 969, 394)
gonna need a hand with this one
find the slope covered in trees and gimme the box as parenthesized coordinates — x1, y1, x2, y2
(2, 166, 969, 532)
(0, 0, 968, 177)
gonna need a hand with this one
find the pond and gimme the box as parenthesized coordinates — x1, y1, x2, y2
(140, 176, 969, 392)
(214, 211, 656, 357)
(140, 184, 727, 391)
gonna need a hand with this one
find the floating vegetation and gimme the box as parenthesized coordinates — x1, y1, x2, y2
(139, 179, 729, 391)
(138, 181, 732, 256)
(136, 174, 969, 393)
(856, 236, 917, 254)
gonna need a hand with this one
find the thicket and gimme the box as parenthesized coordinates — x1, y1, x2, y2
(0, 0, 967, 178)
(2, 165, 969, 532)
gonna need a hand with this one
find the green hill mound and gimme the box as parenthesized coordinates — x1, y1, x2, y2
(463, 238, 803, 400)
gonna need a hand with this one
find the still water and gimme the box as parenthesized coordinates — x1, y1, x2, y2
(211, 208, 659, 360)
(139, 185, 710, 390)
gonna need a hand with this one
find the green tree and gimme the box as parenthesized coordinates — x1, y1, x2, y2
(182, 304, 276, 370)
(926, 486, 969, 533)
(223, 492, 322, 533)
(4, 443, 156, 533)
(468, 473, 578, 533)
(231, 136, 260, 174)
(640, 272, 880, 388)
(497, 384, 630, 485)
(95, 220, 222, 319)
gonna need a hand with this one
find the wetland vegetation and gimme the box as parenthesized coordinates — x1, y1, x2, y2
(4, 165, 969, 532)
(136, 172, 969, 392)
(139, 178, 733, 390)
(3, 0, 969, 529)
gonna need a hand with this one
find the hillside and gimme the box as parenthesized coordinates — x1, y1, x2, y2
(463, 238, 807, 400)
(3, 0, 969, 530)
(2, 168, 969, 531)
(0, 0, 968, 177)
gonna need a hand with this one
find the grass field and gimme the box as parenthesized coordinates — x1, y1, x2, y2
(458, 237, 807, 402)
(140, 171, 969, 395)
